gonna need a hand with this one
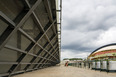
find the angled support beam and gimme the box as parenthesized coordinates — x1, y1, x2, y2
(0, 0, 42, 51)
(0, 11, 15, 27)
(24, 33, 58, 70)
(0, 0, 61, 76)
(43, 0, 56, 34)
(39, 46, 59, 68)
(5, 1, 42, 76)
(32, 13, 58, 60)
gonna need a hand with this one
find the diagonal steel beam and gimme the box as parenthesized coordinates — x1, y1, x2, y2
(24, 33, 58, 70)
(4, 45, 55, 63)
(41, 41, 59, 62)
(43, 0, 56, 34)
(0, 0, 61, 76)
(23, 0, 59, 61)
(0, 0, 42, 52)
(0, 11, 15, 27)
(43, 0, 53, 23)
(37, 46, 59, 68)
(5, 1, 42, 76)
(41, 48, 59, 67)
(32, 13, 58, 60)
(8, 19, 57, 73)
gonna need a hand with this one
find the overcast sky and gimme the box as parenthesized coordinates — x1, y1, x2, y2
(61, 0, 116, 60)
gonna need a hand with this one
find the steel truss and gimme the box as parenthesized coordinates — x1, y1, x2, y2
(0, 0, 62, 77)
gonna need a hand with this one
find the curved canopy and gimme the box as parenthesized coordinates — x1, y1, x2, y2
(91, 43, 116, 54)
(88, 43, 116, 60)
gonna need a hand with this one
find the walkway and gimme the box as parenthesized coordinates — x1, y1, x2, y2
(13, 65, 116, 77)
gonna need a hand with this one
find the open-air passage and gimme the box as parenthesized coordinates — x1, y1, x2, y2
(13, 65, 116, 77)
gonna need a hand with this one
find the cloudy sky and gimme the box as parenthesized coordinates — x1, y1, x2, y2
(61, 0, 116, 60)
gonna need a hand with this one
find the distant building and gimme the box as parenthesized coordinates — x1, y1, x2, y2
(62, 58, 83, 65)
(88, 43, 116, 60)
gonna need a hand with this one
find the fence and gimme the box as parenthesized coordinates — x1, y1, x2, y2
(68, 60, 116, 72)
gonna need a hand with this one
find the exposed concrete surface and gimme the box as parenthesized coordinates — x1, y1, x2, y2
(13, 65, 116, 77)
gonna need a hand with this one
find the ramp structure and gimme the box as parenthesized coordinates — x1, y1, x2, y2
(0, 0, 62, 76)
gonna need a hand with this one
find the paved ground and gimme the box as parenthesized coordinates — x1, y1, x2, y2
(13, 65, 116, 77)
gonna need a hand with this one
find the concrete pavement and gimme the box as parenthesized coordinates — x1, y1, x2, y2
(13, 65, 116, 77)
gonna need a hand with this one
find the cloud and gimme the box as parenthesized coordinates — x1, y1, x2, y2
(94, 27, 116, 46)
(62, 29, 103, 51)
(61, 0, 116, 60)
(61, 49, 90, 60)
(63, 0, 116, 30)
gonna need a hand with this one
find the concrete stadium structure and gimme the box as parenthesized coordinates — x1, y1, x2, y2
(0, 0, 62, 76)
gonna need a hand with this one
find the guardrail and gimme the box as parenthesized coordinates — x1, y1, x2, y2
(68, 60, 116, 72)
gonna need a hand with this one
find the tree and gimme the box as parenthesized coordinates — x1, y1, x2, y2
(112, 53, 116, 60)
(63, 58, 69, 60)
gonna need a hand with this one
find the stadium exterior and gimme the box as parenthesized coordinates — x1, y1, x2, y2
(0, 0, 62, 76)
(88, 44, 116, 72)
(68, 44, 116, 72)
(88, 43, 116, 60)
